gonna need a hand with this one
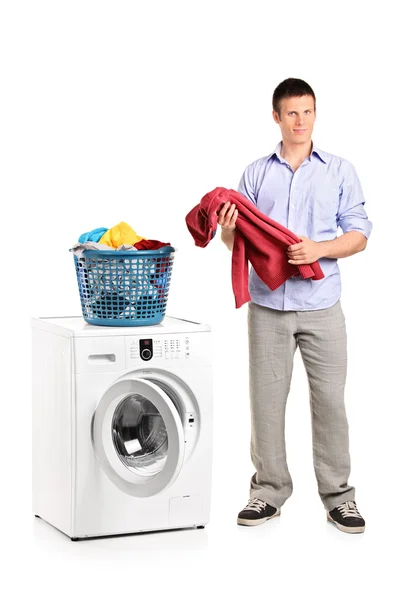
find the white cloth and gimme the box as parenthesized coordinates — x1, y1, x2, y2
(71, 242, 139, 259)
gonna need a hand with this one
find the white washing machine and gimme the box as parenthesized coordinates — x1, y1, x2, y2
(31, 315, 213, 540)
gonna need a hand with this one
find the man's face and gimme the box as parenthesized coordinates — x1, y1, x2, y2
(272, 95, 316, 145)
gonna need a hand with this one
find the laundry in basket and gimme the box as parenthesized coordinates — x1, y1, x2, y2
(70, 225, 175, 327)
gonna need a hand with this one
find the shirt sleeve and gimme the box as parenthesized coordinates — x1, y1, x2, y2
(337, 161, 373, 239)
(237, 162, 257, 205)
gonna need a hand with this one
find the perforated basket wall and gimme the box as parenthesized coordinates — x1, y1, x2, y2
(73, 247, 175, 326)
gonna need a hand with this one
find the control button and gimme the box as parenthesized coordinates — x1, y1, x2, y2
(165, 352, 170, 360)
(139, 339, 153, 360)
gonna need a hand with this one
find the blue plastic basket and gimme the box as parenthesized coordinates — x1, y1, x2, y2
(72, 246, 175, 326)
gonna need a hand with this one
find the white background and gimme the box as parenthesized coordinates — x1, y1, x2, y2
(1, 0, 399, 597)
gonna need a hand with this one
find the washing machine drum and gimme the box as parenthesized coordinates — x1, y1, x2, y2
(112, 394, 168, 474)
(92, 377, 186, 497)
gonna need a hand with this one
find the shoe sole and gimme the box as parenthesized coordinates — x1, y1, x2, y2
(327, 513, 365, 534)
(237, 510, 281, 526)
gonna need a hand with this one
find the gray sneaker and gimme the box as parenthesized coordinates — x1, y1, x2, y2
(237, 498, 281, 526)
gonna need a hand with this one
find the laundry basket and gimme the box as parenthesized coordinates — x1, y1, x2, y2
(72, 246, 175, 326)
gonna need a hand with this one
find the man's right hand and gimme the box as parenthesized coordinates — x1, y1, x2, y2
(217, 201, 238, 231)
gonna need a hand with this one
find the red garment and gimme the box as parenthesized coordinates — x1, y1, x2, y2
(134, 239, 170, 250)
(185, 187, 324, 308)
(134, 239, 172, 300)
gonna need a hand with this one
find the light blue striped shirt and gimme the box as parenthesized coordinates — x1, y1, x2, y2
(237, 141, 373, 311)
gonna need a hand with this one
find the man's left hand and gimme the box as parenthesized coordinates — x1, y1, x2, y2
(287, 236, 322, 264)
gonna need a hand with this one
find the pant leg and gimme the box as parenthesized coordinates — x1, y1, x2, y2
(248, 301, 297, 508)
(296, 300, 356, 512)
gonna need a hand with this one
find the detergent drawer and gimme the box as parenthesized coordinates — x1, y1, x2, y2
(73, 336, 126, 374)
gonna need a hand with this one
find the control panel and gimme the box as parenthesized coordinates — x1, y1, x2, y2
(128, 336, 191, 362)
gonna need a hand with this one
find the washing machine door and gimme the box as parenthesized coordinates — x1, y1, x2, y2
(92, 377, 185, 497)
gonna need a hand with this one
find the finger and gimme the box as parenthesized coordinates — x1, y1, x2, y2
(231, 209, 239, 223)
(218, 202, 231, 217)
(219, 205, 237, 227)
(226, 203, 236, 217)
(219, 216, 233, 228)
(220, 205, 235, 226)
(288, 242, 303, 251)
(217, 203, 230, 224)
(288, 259, 310, 265)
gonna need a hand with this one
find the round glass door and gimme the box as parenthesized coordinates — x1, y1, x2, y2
(112, 394, 168, 476)
(93, 377, 185, 497)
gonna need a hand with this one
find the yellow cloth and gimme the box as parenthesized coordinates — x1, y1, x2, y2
(99, 222, 145, 248)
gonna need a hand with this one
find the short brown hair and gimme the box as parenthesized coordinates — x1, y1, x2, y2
(273, 78, 316, 117)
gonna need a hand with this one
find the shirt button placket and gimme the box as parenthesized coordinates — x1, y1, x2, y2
(288, 174, 296, 230)
(286, 170, 298, 311)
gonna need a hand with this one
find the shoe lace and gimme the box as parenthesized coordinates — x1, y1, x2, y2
(245, 498, 267, 513)
(337, 501, 362, 519)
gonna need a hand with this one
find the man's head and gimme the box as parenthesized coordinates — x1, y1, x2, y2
(272, 78, 316, 146)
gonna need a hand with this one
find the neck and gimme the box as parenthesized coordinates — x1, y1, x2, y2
(281, 139, 313, 163)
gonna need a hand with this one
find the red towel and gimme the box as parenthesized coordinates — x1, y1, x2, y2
(185, 186, 324, 308)
(134, 239, 170, 250)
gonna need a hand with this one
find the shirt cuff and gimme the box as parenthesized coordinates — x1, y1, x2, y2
(339, 218, 373, 239)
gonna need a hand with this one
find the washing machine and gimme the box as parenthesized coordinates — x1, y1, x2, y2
(31, 315, 213, 540)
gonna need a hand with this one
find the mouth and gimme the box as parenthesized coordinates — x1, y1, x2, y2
(293, 129, 307, 134)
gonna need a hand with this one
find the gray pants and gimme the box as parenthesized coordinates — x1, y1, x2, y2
(248, 299, 356, 512)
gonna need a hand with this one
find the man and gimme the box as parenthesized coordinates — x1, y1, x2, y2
(218, 78, 372, 534)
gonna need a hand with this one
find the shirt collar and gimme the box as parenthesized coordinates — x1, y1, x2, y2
(270, 140, 327, 164)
